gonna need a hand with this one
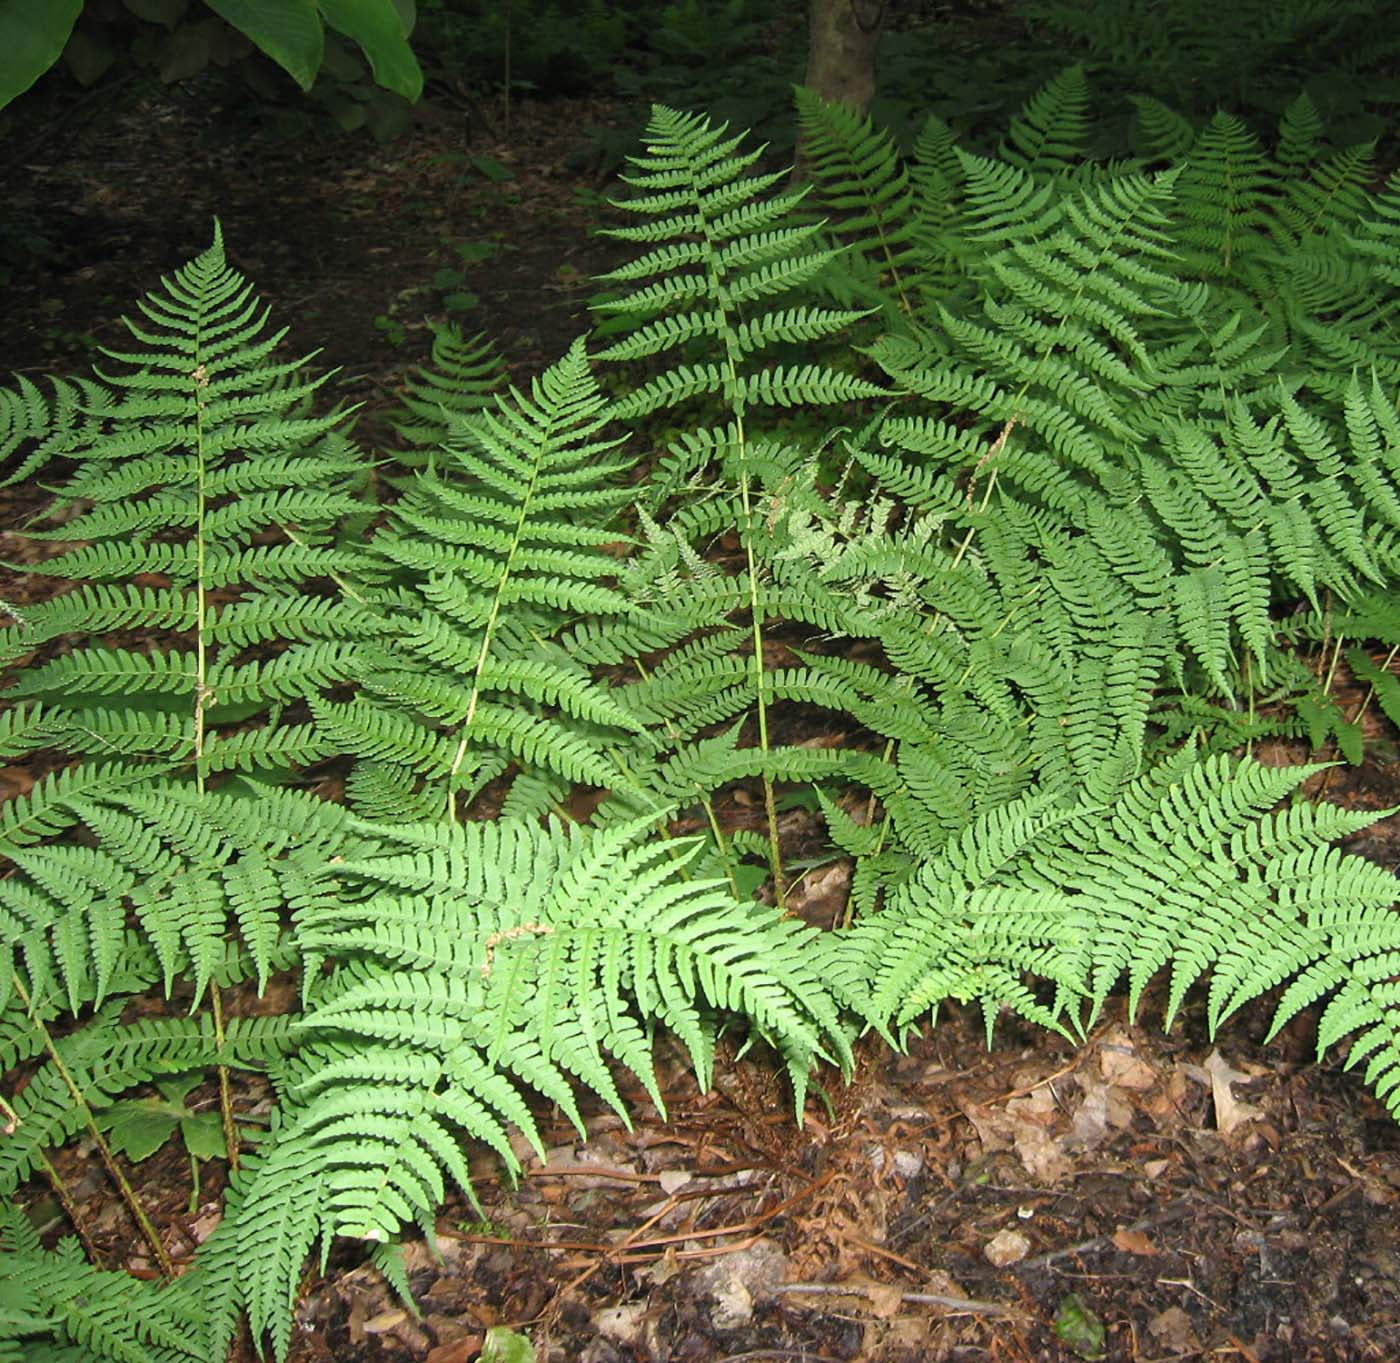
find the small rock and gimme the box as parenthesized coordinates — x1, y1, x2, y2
(983, 1228, 1031, 1266)
(1148, 1305, 1198, 1351)
(593, 1304, 647, 1345)
(692, 1239, 788, 1329)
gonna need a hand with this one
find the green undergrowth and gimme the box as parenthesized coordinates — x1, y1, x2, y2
(3, 73, 1400, 1360)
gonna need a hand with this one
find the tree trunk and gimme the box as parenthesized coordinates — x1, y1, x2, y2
(802, 0, 886, 116)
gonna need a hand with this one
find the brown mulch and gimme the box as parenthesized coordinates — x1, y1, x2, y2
(4, 83, 1400, 1363)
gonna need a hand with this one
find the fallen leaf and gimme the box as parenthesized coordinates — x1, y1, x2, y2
(1203, 1050, 1261, 1136)
(1065, 1081, 1109, 1151)
(1099, 1033, 1157, 1091)
(363, 1309, 407, 1334)
(865, 1281, 904, 1318)
(1111, 1227, 1157, 1256)
(426, 1339, 482, 1363)
(1148, 1305, 1199, 1352)
(658, 1168, 691, 1194)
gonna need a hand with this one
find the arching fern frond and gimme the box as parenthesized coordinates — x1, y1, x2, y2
(192, 813, 847, 1360)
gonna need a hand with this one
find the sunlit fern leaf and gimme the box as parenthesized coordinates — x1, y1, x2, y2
(593, 103, 885, 495)
(348, 338, 643, 817)
(0, 762, 163, 853)
(0, 225, 381, 827)
(0, 780, 352, 1009)
(0, 1204, 206, 1363)
(194, 814, 846, 1360)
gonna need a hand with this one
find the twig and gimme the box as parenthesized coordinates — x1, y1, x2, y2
(773, 1281, 1019, 1317)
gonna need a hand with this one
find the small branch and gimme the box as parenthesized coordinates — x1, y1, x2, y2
(773, 1281, 1019, 1317)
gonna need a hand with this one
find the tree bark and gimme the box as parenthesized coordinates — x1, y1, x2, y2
(802, 0, 886, 116)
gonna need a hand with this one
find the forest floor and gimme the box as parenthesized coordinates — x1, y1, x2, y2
(5, 88, 1400, 1363)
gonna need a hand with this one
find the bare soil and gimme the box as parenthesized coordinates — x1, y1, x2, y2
(4, 88, 1400, 1363)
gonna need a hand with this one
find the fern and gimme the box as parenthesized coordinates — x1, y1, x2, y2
(0, 1204, 205, 1363)
(0, 223, 383, 789)
(8, 90, 1400, 1363)
(192, 813, 847, 1358)
(333, 338, 646, 820)
(390, 322, 505, 469)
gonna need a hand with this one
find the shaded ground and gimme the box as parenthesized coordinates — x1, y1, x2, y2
(5, 88, 1400, 1363)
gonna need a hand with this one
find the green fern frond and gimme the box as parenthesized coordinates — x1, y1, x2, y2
(999, 65, 1091, 175)
(352, 338, 643, 817)
(1171, 113, 1278, 285)
(0, 1205, 205, 1363)
(392, 323, 505, 466)
(1129, 95, 1197, 163)
(794, 84, 920, 318)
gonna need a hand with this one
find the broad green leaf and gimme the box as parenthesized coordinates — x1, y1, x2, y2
(64, 29, 116, 87)
(1054, 1293, 1107, 1360)
(318, 0, 421, 100)
(181, 1112, 228, 1161)
(100, 1103, 181, 1163)
(0, 0, 83, 109)
(159, 21, 215, 83)
(205, 0, 322, 90)
(481, 1326, 535, 1363)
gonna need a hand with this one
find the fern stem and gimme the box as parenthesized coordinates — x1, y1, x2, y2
(12, 973, 175, 1278)
(210, 984, 240, 1171)
(445, 583, 506, 820)
(1351, 642, 1400, 734)
(35, 1149, 104, 1265)
(192, 361, 211, 796)
(700, 794, 745, 901)
(190, 358, 243, 1179)
(722, 356, 785, 904)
